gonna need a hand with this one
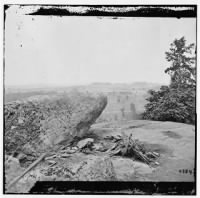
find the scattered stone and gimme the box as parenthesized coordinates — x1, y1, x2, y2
(60, 153, 70, 158)
(45, 155, 57, 160)
(65, 149, 76, 154)
(5, 155, 21, 173)
(18, 118, 24, 124)
(47, 160, 56, 165)
(77, 138, 94, 149)
(155, 162, 160, 165)
(146, 152, 157, 158)
(153, 152, 160, 157)
(93, 143, 107, 152)
(71, 147, 78, 151)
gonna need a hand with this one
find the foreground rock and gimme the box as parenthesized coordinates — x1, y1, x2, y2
(4, 93, 107, 165)
(77, 138, 94, 149)
(5, 115, 195, 193)
(92, 120, 195, 182)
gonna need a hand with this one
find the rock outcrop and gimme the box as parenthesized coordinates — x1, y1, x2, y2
(4, 93, 107, 164)
(92, 120, 195, 182)
(5, 118, 195, 194)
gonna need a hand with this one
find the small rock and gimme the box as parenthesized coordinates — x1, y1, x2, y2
(5, 155, 21, 170)
(18, 118, 24, 124)
(77, 138, 94, 149)
(71, 147, 78, 151)
(47, 160, 56, 164)
(66, 149, 76, 154)
(146, 152, 156, 158)
(153, 152, 160, 157)
(93, 143, 107, 152)
(45, 155, 57, 160)
(60, 153, 70, 158)
(60, 147, 77, 154)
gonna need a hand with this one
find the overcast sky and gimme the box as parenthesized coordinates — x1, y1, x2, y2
(5, 6, 196, 87)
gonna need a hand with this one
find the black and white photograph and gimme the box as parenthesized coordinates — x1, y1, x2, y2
(3, 4, 197, 195)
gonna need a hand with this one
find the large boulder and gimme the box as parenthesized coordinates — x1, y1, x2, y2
(92, 120, 195, 182)
(4, 93, 107, 163)
(5, 118, 195, 193)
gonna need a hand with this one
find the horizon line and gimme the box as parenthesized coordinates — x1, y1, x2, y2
(5, 81, 169, 89)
